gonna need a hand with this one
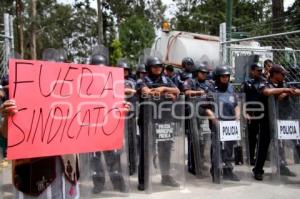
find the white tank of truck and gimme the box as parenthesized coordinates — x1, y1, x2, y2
(151, 31, 220, 69)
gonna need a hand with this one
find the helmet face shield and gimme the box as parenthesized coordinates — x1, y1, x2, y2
(182, 57, 195, 72)
(117, 58, 131, 70)
(212, 65, 231, 82)
(90, 54, 107, 65)
(145, 56, 164, 73)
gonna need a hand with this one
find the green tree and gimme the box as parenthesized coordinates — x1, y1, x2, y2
(119, 15, 155, 63)
(173, 0, 271, 36)
(110, 39, 123, 65)
(286, 0, 300, 31)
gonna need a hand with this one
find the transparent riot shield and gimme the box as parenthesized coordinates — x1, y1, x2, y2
(187, 96, 212, 180)
(92, 45, 109, 64)
(211, 93, 250, 184)
(79, 137, 129, 197)
(0, 160, 13, 199)
(139, 95, 185, 193)
(0, 139, 13, 198)
(269, 95, 300, 185)
(126, 95, 138, 176)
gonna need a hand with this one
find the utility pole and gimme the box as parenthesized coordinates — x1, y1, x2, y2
(97, 0, 104, 45)
(226, 0, 233, 64)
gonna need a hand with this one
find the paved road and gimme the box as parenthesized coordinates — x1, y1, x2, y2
(2, 162, 300, 199)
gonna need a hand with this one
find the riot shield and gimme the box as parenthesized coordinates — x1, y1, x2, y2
(126, 95, 138, 175)
(139, 95, 185, 193)
(269, 95, 300, 185)
(0, 152, 13, 199)
(91, 44, 109, 64)
(187, 96, 212, 180)
(211, 93, 250, 184)
(79, 137, 129, 197)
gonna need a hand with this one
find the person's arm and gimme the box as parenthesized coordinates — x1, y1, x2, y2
(206, 109, 218, 125)
(141, 86, 152, 95)
(184, 89, 205, 97)
(235, 105, 241, 121)
(151, 86, 180, 96)
(0, 100, 18, 139)
(262, 87, 295, 96)
(293, 88, 300, 96)
(125, 88, 136, 96)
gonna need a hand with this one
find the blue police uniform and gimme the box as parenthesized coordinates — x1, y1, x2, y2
(183, 78, 214, 174)
(210, 83, 239, 178)
(242, 76, 266, 165)
(253, 80, 293, 176)
(137, 74, 178, 189)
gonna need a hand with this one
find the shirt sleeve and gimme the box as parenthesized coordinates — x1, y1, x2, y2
(165, 77, 177, 88)
(183, 79, 192, 91)
(136, 79, 147, 92)
(258, 81, 268, 94)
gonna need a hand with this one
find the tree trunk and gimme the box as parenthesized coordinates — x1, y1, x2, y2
(97, 0, 104, 45)
(272, 0, 285, 64)
(272, 0, 284, 34)
(15, 0, 24, 58)
(30, 0, 37, 59)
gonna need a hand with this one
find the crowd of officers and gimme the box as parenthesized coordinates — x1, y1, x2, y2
(93, 52, 300, 187)
(1, 50, 300, 198)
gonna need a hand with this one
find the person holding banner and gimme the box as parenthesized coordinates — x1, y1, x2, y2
(0, 99, 80, 199)
(253, 64, 300, 181)
(0, 97, 131, 199)
(0, 49, 81, 199)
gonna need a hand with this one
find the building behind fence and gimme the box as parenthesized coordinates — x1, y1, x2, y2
(219, 23, 300, 84)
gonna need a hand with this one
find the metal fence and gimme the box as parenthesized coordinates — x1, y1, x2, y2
(219, 23, 300, 83)
(0, 13, 14, 78)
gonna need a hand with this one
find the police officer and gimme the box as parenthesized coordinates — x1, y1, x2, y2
(263, 59, 273, 79)
(241, 63, 266, 165)
(90, 55, 127, 193)
(208, 65, 240, 181)
(184, 64, 213, 97)
(165, 64, 180, 88)
(117, 59, 136, 96)
(117, 59, 138, 175)
(136, 63, 147, 80)
(90, 54, 107, 65)
(253, 64, 300, 180)
(181, 57, 194, 78)
(184, 64, 213, 175)
(137, 56, 180, 190)
(178, 57, 195, 92)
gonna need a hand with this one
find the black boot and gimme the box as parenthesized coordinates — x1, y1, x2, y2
(112, 174, 128, 193)
(92, 175, 105, 194)
(161, 175, 180, 187)
(223, 168, 240, 181)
